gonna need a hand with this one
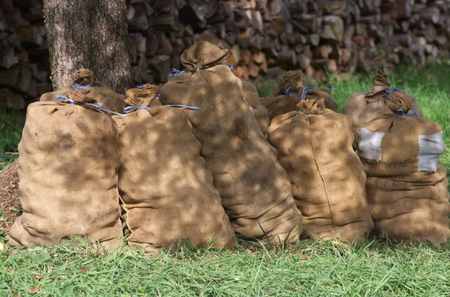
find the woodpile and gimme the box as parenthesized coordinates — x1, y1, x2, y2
(130, 0, 450, 81)
(1, 0, 450, 108)
(0, 0, 49, 109)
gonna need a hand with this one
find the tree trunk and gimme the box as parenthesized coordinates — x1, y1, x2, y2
(43, 0, 131, 92)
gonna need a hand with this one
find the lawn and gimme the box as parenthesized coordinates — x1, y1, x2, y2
(1, 240, 449, 297)
(0, 62, 449, 297)
(0, 109, 23, 171)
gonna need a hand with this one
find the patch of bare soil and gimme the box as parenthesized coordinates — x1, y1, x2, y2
(0, 161, 20, 233)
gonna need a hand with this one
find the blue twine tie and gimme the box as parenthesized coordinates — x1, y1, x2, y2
(72, 83, 92, 91)
(169, 68, 185, 77)
(299, 86, 313, 100)
(55, 95, 75, 104)
(383, 87, 401, 96)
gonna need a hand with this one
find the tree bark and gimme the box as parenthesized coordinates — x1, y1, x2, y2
(43, 0, 131, 92)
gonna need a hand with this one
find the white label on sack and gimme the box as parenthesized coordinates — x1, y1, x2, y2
(418, 132, 445, 172)
(358, 128, 385, 161)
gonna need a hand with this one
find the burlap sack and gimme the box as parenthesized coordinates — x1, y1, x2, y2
(259, 95, 300, 120)
(345, 69, 421, 128)
(113, 107, 236, 253)
(241, 80, 270, 135)
(268, 99, 373, 242)
(274, 70, 337, 112)
(357, 114, 444, 177)
(8, 101, 123, 249)
(40, 68, 126, 113)
(124, 84, 161, 107)
(367, 167, 449, 244)
(160, 64, 302, 245)
(181, 40, 231, 72)
(347, 69, 444, 177)
(181, 40, 270, 134)
(345, 92, 422, 128)
(260, 81, 337, 121)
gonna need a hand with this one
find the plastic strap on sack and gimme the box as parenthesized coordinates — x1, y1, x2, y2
(418, 132, 445, 172)
(72, 83, 92, 91)
(299, 86, 313, 100)
(55, 95, 76, 105)
(83, 102, 124, 116)
(166, 104, 200, 111)
(281, 87, 292, 96)
(123, 105, 148, 114)
(55, 95, 123, 116)
(169, 68, 185, 77)
(281, 86, 313, 100)
(358, 128, 384, 161)
(383, 87, 400, 96)
(58, 94, 199, 115)
(123, 104, 200, 114)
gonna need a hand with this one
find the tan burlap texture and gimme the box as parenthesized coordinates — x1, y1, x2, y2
(180, 40, 231, 72)
(124, 84, 161, 107)
(160, 59, 302, 245)
(113, 107, 236, 253)
(8, 101, 123, 250)
(346, 69, 449, 244)
(367, 167, 449, 244)
(357, 115, 444, 177)
(268, 99, 373, 242)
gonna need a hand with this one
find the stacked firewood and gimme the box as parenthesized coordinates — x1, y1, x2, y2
(132, 0, 450, 81)
(0, 0, 49, 109)
(1, 0, 450, 108)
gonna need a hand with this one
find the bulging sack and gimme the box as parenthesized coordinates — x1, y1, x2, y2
(160, 64, 302, 245)
(114, 107, 236, 253)
(357, 115, 444, 177)
(347, 69, 444, 177)
(268, 100, 373, 242)
(8, 101, 123, 249)
(348, 69, 449, 244)
(367, 167, 449, 244)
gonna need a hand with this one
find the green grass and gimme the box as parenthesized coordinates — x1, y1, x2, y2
(0, 109, 24, 170)
(1, 239, 449, 297)
(1, 63, 450, 296)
